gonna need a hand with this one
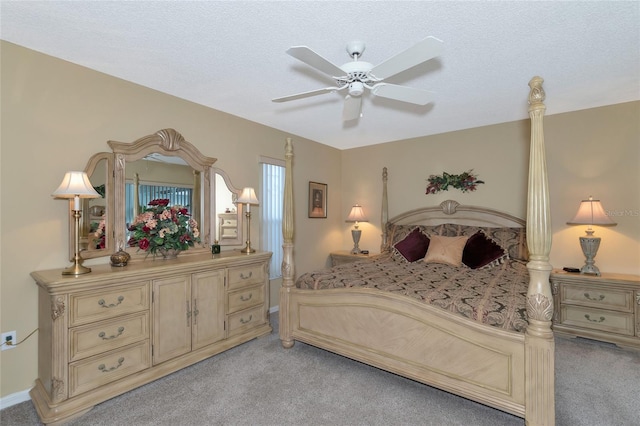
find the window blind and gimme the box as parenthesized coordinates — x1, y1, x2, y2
(260, 158, 285, 280)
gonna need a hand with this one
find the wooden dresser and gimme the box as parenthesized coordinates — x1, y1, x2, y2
(30, 251, 271, 424)
(551, 270, 640, 350)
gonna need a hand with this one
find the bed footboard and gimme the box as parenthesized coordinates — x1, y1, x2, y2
(288, 288, 526, 417)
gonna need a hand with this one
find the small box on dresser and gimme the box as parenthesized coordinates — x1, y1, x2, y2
(551, 270, 640, 350)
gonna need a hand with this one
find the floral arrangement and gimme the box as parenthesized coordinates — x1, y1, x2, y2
(127, 199, 200, 255)
(425, 170, 484, 194)
(93, 219, 106, 249)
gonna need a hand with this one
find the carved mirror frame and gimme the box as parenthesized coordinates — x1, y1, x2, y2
(108, 129, 216, 257)
(70, 152, 115, 260)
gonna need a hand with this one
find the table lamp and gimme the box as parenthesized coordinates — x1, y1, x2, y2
(346, 204, 368, 254)
(567, 196, 616, 276)
(52, 171, 101, 275)
(237, 187, 260, 254)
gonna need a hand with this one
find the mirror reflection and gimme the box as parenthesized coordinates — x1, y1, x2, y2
(122, 155, 242, 247)
(75, 153, 112, 260)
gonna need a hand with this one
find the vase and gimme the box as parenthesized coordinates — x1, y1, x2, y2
(158, 248, 181, 259)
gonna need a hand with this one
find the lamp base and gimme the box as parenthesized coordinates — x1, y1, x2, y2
(62, 263, 92, 276)
(240, 242, 256, 254)
(351, 229, 362, 254)
(579, 235, 601, 276)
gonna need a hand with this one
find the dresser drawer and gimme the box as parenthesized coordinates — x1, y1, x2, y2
(227, 306, 265, 336)
(228, 264, 265, 290)
(70, 282, 150, 326)
(561, 305, 634, 336)
(561, 283, 633, 312)
(228, 284, 264, 314)
(69, 312, 150, 362)
(68, 340, 150, 397)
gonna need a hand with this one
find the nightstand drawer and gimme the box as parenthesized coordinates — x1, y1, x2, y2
(561, 305, 634, 336)
(227, 284, 264, 314)
(561, 283, 633, 312)
(70, 312, 150, 362)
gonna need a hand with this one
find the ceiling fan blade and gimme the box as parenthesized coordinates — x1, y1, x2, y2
(272, 86, 339, 103)
(369, 36, 443, 80)
(343, 95, 362, 121)
(371, 83, 434, 106)
(286, 46, 346, 77)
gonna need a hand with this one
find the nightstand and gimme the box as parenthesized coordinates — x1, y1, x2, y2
(330, 251, 375, 267)
(551, 270, 640, 350)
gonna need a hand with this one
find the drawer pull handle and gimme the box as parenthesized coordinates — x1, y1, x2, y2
(240, 315, 253, 324)
(584, 293, 605, 302)
(98, 327, 125, 340)
(585, 314, 606, 323)
(240, 272, 253, 280)
(98, 357, 124, 373)
(98, 296, 125, 308)
(240, 294, 253, 302)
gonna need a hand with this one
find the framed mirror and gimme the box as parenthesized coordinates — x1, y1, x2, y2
(108, 129, 217, 258)
(213, 168, 243, 246)
(70, 152, 114, 260)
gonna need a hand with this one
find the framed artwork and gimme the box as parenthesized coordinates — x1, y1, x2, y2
(308, 182, 327, 218)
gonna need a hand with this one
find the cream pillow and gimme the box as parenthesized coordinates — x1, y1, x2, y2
(423, 235, 469, 267)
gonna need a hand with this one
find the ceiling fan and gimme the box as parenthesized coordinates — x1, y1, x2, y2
(272, 36, 443, 121)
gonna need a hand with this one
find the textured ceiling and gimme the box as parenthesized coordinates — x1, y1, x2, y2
(1, 1, 639, 150)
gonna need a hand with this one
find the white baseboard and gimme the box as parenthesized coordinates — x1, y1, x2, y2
(0, 388, 31, 410)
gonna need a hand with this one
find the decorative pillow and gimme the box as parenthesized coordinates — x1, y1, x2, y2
(423, 235, 469, 267)
(462, 231, 508, 269)
(393, 228, 430, 262)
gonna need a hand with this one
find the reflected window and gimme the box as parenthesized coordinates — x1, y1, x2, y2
(125, 182, 193, 229)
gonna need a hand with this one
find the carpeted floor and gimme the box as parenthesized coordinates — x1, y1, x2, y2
(1, 315, 639, 425)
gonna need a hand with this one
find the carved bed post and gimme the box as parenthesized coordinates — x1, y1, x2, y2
(524, 76, 555, 426)
(280, 138, 295, 348)
(380, 167, 388, 252)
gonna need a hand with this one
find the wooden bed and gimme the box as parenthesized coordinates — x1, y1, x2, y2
(279, 77, 554, 425)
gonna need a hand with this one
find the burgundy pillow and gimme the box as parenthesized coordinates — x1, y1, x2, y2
(462, 231, 507, 269)
(394, 228, 430, 262)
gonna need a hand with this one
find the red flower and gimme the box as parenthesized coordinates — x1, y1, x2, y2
(138, 238, 150, 250)
(148, 199, 170, 206)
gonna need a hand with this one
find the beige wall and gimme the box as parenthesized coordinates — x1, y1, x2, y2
(0, 41, 342, 398)
(2, 40, 638, 401)
(341, 102, 640, 276)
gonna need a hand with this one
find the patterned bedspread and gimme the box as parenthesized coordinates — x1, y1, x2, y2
(295, 253, 530, 333)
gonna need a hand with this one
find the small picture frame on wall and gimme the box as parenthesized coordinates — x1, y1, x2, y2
(308, 181, 327, 218)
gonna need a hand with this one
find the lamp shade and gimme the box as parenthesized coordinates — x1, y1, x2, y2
(236, 187, 259, 205)
(52, 171, 101, 199)
(567, 196, 616, 226)
(346, 204, 368, 223)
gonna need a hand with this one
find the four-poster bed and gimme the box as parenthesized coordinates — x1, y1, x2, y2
(279, 77, 554, 425)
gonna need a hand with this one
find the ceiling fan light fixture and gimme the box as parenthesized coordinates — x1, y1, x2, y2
(348, 81, 364, 97)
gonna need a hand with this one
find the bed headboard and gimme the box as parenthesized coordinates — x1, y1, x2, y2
(381, 197, 528, 260)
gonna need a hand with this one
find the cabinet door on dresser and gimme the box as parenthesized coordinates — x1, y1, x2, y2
(191, 270, 225, 350)
(153, 276, 192, 364)
(152, 270, 225, 365)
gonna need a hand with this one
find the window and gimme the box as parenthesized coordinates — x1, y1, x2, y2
(260, 157, 285, 279)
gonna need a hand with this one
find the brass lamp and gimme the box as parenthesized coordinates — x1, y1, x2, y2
(236, 187, 260, 254)
(52, 171, 101, 275)
(567, 196, 617, 276)
(346, 204, 369, 254)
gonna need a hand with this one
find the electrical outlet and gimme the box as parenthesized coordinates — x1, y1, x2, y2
(1, 331, 16, 351)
